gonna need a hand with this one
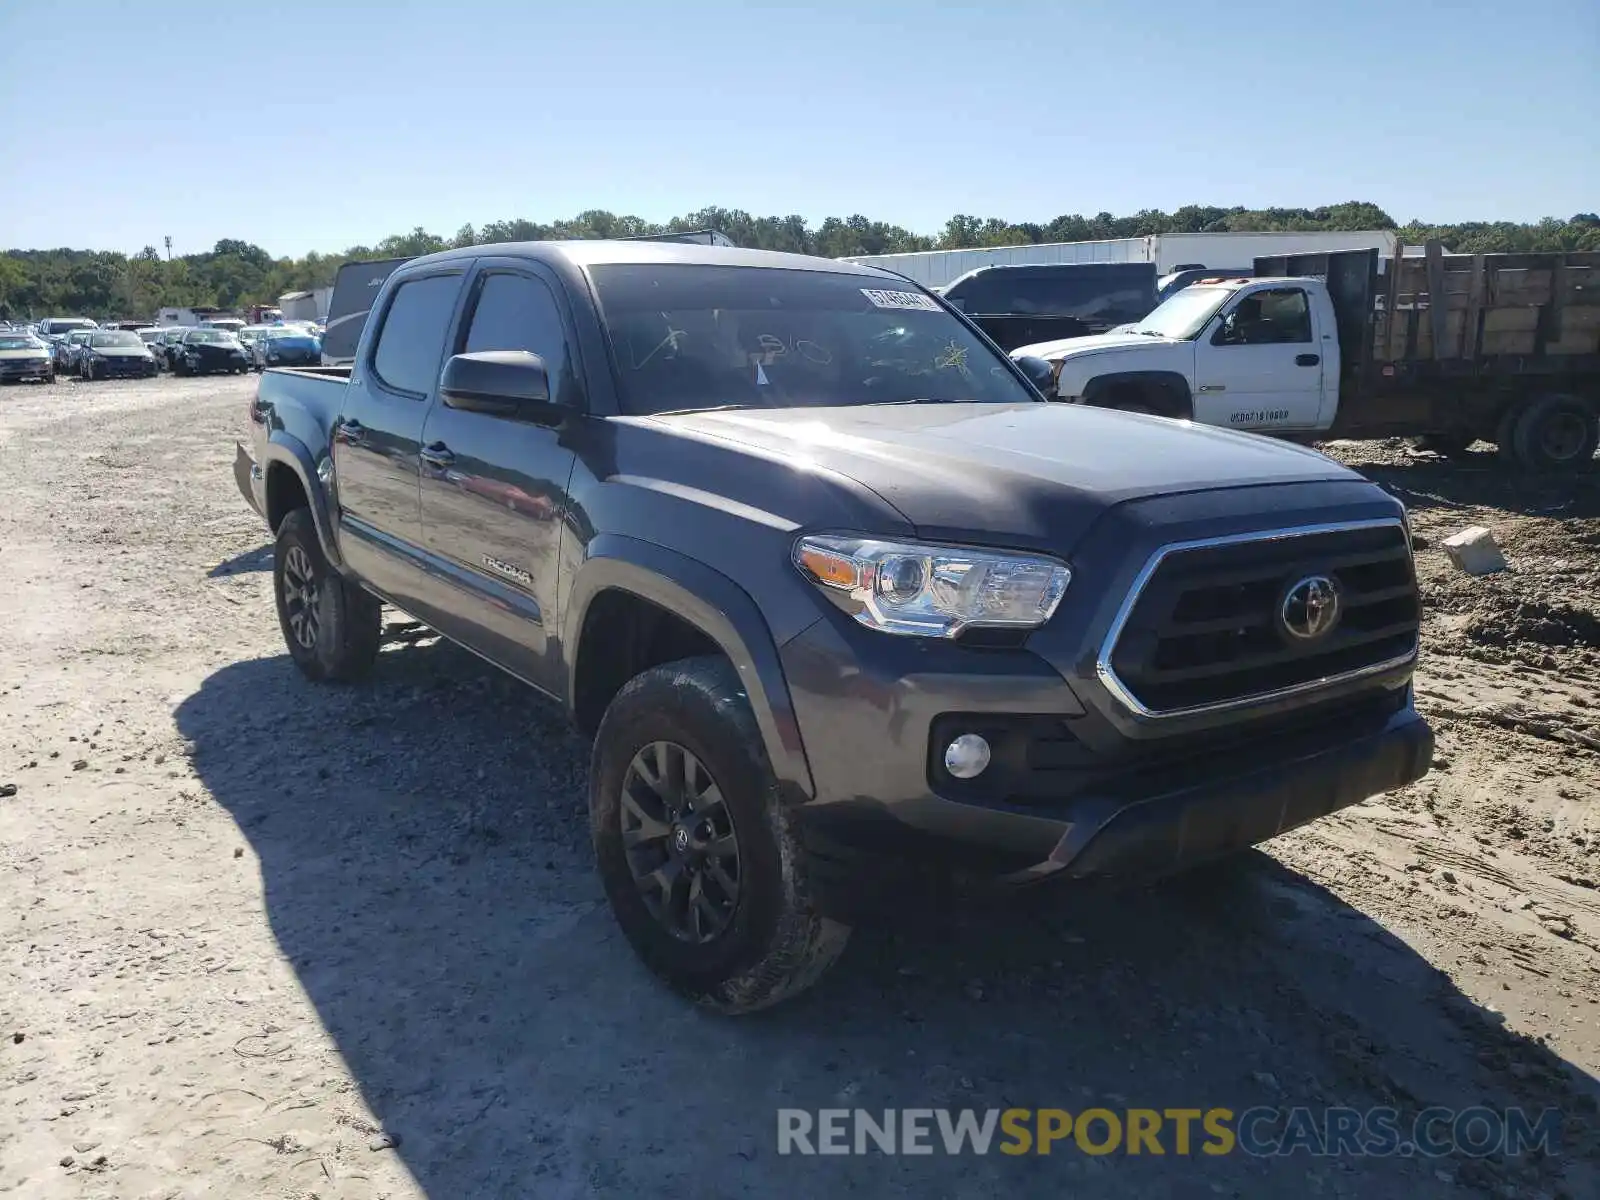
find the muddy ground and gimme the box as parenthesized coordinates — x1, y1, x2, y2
(1, 377, 1597, 1199)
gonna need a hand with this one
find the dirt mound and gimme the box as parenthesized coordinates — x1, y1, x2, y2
(1464, 598, 1600, 649)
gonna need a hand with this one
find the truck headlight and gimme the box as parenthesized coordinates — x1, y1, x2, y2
(794, 534, 1070, 638)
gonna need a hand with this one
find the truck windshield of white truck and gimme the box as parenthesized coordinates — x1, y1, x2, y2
(1126, 285, 1233, 339)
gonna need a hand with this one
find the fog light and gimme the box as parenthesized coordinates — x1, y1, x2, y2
(943, 733, 991, 779)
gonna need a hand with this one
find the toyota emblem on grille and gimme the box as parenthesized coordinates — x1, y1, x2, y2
(1279, 575, 1342, 640)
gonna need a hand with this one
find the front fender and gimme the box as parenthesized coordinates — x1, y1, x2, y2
(261, 431, 345, 571)
(1080, 369, 1195, 418)
(563, 534, 815, 800)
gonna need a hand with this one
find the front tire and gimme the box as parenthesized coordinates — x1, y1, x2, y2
(272, 509, 381, 682)
(591, 656, 850, 1013)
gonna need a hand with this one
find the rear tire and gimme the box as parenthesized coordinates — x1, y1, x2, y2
(273, 508, 381, 682)
(1510, 394, 1599, 472)
(590, 656, 850, 1013)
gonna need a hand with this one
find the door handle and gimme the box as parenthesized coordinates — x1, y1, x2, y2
(334, 418, 365, 445)
(1295, 353, 1320, 367)
(419, 442, 456, 470)
(1197, 384, 1225, 393)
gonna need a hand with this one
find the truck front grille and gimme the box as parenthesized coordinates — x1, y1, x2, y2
(1102, 521, 1418, 716)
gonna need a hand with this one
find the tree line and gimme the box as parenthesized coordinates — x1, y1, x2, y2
(3, 202, 1597, 320)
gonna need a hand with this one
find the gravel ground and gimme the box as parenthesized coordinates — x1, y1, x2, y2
(1, 376, 1597, 1199)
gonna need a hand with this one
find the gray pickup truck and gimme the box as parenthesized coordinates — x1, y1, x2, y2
(235, 240, 1433, 1011)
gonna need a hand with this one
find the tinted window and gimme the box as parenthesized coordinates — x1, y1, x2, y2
(589, 264, 1036, 416)
(90, 332, 142, 347)
(461, 273, 572, 400)
(371, 274, 461, 394)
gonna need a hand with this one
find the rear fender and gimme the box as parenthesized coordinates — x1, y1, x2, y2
(262, 432, 345, 571)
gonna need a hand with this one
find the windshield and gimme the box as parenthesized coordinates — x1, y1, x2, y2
(90, 332, 143, 348)
(49, 319, 96, 332)
(0, 336, 43, 350)
(186, 330, 237, 345)
(588, 264, 1037, 416)
(264, 327, 313, 339)
(1128, 286, 1233, 339)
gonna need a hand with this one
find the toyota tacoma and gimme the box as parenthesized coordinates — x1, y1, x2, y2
(234, 240, 1433, 1011)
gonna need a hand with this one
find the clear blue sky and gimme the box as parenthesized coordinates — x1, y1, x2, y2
(3, 0, 1595, 257)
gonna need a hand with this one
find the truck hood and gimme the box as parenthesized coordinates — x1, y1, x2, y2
(647, 402, 1356, 552)
(1011, 330, 1186, 359)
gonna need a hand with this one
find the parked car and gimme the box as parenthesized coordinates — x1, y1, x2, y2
(237, 325, 269, 362)
(150, 328, 189, 369)
(77, 330, 160, 380)
(0, 331, 56, 384)
(171, 328, 251, 376)
(37, 316, 98, 338)
(235, 240, 1432, 1011)
(248, 325, 321, 370)
(55, 329, 97, 373)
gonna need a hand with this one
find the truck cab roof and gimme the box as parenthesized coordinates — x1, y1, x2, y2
(399, 240, 900, 278)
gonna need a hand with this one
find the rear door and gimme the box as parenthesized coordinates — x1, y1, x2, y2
(331, 268, 466, 603)
(1192, 284, 1324, 431)
(414, 259, 581, 697)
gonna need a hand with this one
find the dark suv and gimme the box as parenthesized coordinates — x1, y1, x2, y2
(234, 241, 1432, 1011)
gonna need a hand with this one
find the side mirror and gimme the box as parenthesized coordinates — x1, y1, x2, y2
(1012, 354, 1057, 397)
(440, 350, 564, 423)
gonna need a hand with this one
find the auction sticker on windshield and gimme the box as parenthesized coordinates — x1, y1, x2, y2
(861, 289, 941, 312)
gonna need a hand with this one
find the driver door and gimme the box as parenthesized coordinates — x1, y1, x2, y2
(1193, 286, 1324, 431)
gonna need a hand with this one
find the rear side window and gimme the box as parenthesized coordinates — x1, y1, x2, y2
(372, 274, 461, 395)
(461, 273, 573, 402)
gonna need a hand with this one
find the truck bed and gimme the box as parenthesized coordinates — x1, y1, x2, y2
(1376, 248, 1600, 364)
(1256, 245, 1600, 374)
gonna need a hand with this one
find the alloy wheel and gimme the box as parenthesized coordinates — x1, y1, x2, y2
(281, 544, 322, 650)
(620, 740, 742, 943)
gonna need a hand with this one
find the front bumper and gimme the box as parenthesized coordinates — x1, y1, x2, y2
(90, 357, 158, 377)
(0, 360, 53, 380)
(780, 611, 1431, 883)
(776, 480, 1431, 892)
(1008, 704, 1431, 882)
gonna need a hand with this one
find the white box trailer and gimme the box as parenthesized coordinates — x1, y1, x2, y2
(1153, 230, 1399, 272)
(842, 230, 1399, 288)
